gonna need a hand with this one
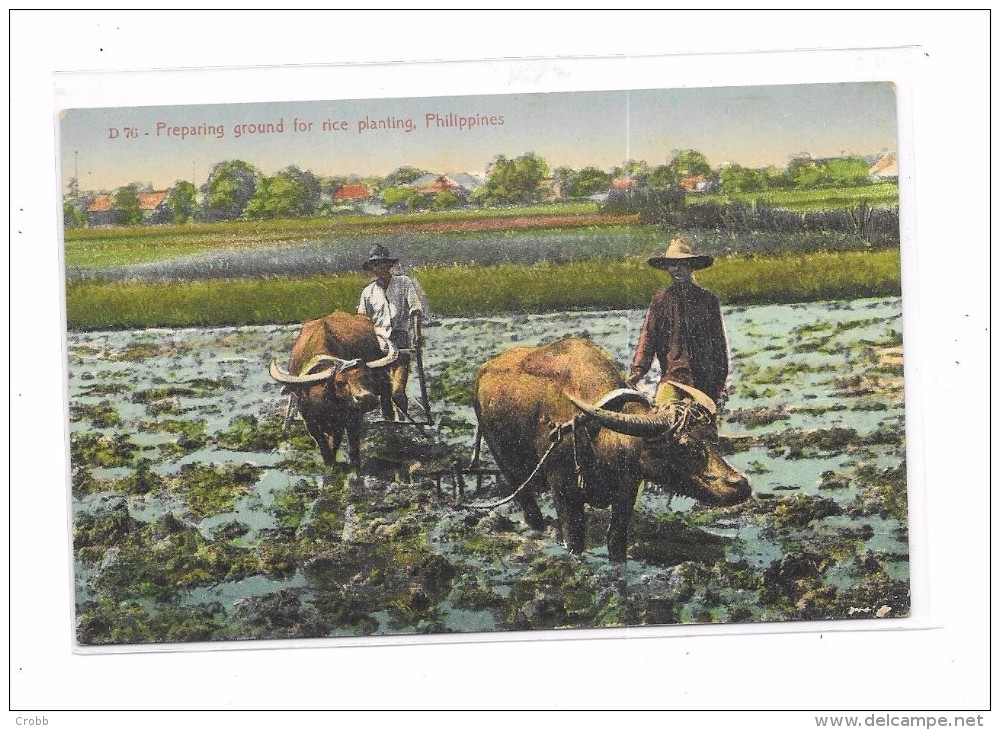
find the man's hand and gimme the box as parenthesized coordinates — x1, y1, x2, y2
(627, 373, 643, 388)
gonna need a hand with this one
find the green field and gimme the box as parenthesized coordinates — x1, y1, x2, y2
(63, 186, 902, 330)
(65, 249, 901, 330)
(697, 181, 899, 211)
(64, 202, 604, 269)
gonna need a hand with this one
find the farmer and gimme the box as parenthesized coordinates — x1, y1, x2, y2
(357, 244, 429, 421)
(629, 235, 731, 409)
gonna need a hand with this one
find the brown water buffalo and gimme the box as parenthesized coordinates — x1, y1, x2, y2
(269, 311, 397, 470)
(475, 336, 751, 562)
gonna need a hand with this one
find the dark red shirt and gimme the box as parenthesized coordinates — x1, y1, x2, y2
(631, 282, 730, 402)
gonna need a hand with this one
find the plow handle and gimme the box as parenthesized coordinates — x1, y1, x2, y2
(413, 313, 432, 420)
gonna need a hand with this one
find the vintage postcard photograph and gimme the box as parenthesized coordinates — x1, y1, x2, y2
(61, 81, 909, 648)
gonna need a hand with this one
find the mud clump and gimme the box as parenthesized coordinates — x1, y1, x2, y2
(768, 493, 843, 531)
(77, 599, 228, 645)
(818, 470, 851, 491)
(849, 463, 908, 520)
(762, 427, 860, 459)
(217, 414, 289, 452)
(726, 405, 792, 428)
(171, 462, 262, 518)
(70, 400, 122, 428)
(71, 432, 139, 469)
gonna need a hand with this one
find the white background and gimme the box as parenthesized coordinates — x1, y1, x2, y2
(7, 9, 993, 723)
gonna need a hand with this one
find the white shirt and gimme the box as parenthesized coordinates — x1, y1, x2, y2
(357, 274, 427, 345)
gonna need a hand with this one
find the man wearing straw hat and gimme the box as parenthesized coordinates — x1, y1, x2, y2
(357, 244, 429, 421)
(629, 235, 731, 409)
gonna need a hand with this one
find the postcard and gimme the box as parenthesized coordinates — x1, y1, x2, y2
(60, 76, 911, 649)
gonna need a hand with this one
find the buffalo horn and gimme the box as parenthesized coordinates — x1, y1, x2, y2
(565, 392, 674, 437)
(268, 358, 337, 385)
(365, 340, 398, 369)
(591, 388, 654, 411)
(659, 380, 718, 416)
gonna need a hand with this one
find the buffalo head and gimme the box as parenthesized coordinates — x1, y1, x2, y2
(567, 380, 751, 507)
(268, 332, 399, 468)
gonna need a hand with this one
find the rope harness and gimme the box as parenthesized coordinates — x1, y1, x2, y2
(458, 416, 583, 512)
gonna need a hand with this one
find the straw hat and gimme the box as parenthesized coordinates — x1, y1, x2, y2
(362, 244, 399, 271)
(647, 236, 713, 271)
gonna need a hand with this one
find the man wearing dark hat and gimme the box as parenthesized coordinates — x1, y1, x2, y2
(357, 244, 429, 421)
(630, 236, 730, 408)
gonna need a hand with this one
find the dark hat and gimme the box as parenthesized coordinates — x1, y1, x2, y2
(647, 236, 714, 270)
(362, 244, 399, 271)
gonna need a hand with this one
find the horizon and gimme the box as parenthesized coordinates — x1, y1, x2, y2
(59, 82, 898, 193)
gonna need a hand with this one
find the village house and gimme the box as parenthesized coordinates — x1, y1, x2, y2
(408, 173, 484, 198)
(84, 194, 115, 227)
(138, 191, 170, 223)
(85, 190, 170, 227)
(331, 183, 373, 203)
(679, 174, 713, 193)
(868, 152, 898, 180)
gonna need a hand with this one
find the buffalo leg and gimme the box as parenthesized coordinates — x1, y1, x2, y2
(516, 486, 545, 532)
(549, 474, 586, 554)
(482, 428, 545, 530)
(500, 468, 544, 530)
(305, 422, 337, 466)
(607, 481, 640, 563)
(344, 417, 363, 471)
(326, 427, 345, 467)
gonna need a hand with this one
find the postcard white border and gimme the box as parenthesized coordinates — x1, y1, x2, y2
(10, 9, 991, 716)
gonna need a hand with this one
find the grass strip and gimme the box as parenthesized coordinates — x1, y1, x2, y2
(698, 181, 899, 212)
(65, 249, 901, 331)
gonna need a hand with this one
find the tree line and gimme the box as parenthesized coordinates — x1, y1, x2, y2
(63, 149, 887, 228)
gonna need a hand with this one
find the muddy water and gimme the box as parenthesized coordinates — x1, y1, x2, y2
(68, 298, 908, 644)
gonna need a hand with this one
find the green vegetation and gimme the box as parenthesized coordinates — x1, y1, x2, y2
(64, 203, 604, 269)
(65, 250, 900, 330)
(698, 181, 899, 211)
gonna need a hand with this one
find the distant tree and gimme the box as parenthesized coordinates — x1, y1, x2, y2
(823, 156, 871, 187)
(551, 166, 575, 197)
(430, 190, 461, 211)
(113, 184, 143, 225)
(611, 159, 649, 181)
(787, 156, 823, 188)
(202, 160, 261, 220)
(762, 165, 791, 189)
(166, 180, 198, 223)
(668, 149, 712, 183)
(63, 200, 87, 229)
(646, 164, 676, 189)
(245, 167, 320, 219)
(278, 166, 322, 212)
(478, 152, 550, 206)
(382, 165, 430, 189)
(567, 166, 612, 197)
(381, 186, 422, 211)
(720, 164, 769, 193)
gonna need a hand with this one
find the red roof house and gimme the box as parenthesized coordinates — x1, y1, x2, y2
(332, 183, 373, 202)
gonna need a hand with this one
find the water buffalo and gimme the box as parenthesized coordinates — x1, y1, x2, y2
(269, 311, 397, 470)
(475, 336, 751, 562)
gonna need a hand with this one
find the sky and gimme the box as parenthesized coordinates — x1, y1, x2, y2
(58, 82, 898, 193)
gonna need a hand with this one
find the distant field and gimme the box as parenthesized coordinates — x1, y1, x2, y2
(68, 224, 895, 285)
(65, 249, 902, 330)
(697, 181, 899, 211)
(64, 203, 605, 269)
(63, 184, 898, 270)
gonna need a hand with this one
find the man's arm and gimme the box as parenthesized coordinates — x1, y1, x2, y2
(357, 285, 369, 316)
(630, 306, 658, 383)
(708, 296, 731, 406)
